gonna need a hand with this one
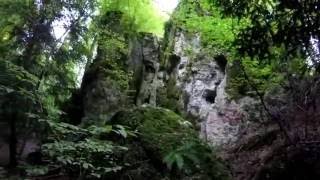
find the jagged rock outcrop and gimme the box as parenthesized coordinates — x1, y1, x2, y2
(79, 12, 128, 125)
(160, 28, 291, 180)
(78, 20, 279, 179)
(162, 30, 250, 147)
(163, 9, 320, 180)
(129, 33, 161, 106)
(76, 8, 320, 180)
(80, 32, 161, 125)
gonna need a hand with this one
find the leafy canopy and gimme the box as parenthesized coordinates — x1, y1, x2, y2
(171, 0, 248, 56)
(99, 0, 167, 36)
(214, 0, 320, 63)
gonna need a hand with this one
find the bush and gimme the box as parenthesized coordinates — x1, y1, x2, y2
(34, 120, 134, 179)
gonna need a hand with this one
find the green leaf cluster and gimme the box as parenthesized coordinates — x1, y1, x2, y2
(39, 119, 136, 179)
(111, 106, 231, 179)
(99, 0, 167, 36)
(172, 0, 247, 56)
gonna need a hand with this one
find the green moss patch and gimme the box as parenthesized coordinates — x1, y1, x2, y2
(111, 106, 231, 179)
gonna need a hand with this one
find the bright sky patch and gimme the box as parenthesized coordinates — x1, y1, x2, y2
(153, 0, 179, 20)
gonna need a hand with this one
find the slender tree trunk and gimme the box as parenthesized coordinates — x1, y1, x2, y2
(9, 111, 17, 168)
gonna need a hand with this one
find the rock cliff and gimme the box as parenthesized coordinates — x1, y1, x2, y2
(158, 28, 266, 149)
(77, 11, 284, 180)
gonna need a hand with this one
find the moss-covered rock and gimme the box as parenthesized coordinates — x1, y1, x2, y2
(112, 106, 195, 155)
(156, 78, 185, 115)
(111, 106, 231, 180)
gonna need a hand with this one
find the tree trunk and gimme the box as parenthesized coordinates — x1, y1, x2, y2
(9, 112, 17, 168)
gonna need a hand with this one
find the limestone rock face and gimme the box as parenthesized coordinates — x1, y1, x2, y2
(163, 29, 292, 180)
(161, 28, 272, 150)
(165, 31, 245, 146)
(79, 11, 129, 125)
(130, 33, 160, 106)
(80, 32, 161, 125)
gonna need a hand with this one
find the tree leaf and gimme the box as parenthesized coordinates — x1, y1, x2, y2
(175, 154, 184, 170)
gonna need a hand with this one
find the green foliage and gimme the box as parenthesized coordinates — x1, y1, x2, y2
(42, 139, 125, 178)
(212, 0, 319, 99)
(157, 78, 184, 114)
(89, 17, 133, 90)
(164, 141, 230, 180)
(227, 58, 284, 99)
(41, 119, 89, 140)
(38, 119, 135, 179)
(111, 106, 231, 179)
(0, 0, 33, 56)
(172, 0, 247, 56)
(5, 0, 314, 178)
(139, 108, 196, 157)
(170, 0, 277, 98)
(214, 0, 320, 61)
(99, 0, 166, 36)
(0, 60, 38, 97)
(22, 165, 49, 176)
(112, 106, 194, 156)
(101, 61, 133, 90)
(170, 0, 290, 99)
(0, 0, 97, 146)
(164, 142, 201, 171)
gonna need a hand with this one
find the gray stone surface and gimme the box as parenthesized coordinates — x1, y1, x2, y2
(81, 77, 125, 124)
(133, 33, 160, 106)
(168, 31, 257, 147)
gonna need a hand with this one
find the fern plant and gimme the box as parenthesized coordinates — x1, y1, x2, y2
(163, 142, 201, 173)
(163, 140, 231, 180)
